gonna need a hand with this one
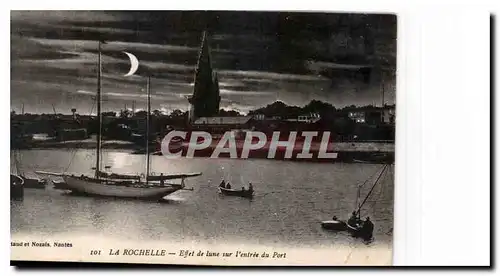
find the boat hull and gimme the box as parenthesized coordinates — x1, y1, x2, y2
(53, 180, 70, 190)
(346, 221, 373, 240)
(21, 177, 46, 189)
(321, 220, 347, 231)
(11, 174, 24, 200)
(218, 187, 254, 198)
(63, 176, 182, 200)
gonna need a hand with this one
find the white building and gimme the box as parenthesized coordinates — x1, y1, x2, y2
(286, 113, 321, 123)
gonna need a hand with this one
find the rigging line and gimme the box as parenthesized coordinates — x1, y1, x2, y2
(358, 164, 387, 212)
(66, 100, 96, 165)
(13, 150, 22, 176)
(64, 100, 97, 173)
(359, 166, 382, 188)
(367, 164, 389, 211)
(355, 165, 386, 210)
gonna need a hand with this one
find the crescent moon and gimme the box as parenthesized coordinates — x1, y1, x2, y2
(123, 51, 139, 77)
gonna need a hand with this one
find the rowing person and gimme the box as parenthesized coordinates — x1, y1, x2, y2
(347, 211, 360, 226)
(364, 217, 374, 229)
(361, 217, 374, 239)
(219, 179, 226, 188)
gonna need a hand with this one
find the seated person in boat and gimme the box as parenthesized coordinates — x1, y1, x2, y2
(219, 179, 226, 188)
(332, 216, 338, 221)
(225, 182, 231, 189)
(241, 187, 245, 191)
(248, 183, 254, 192)
(361, 217, 374, 234)
(348, 211, 360, 226)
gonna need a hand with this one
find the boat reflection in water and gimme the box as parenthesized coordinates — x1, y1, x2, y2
(12, 150, 395, 250)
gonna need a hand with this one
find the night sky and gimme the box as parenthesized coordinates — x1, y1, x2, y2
(10, 11, 397, 115)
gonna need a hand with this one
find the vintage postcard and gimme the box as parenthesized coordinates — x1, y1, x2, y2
(10, 11, 396, 266)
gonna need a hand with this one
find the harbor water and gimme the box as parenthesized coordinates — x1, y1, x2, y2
(11, 149, 394, 248)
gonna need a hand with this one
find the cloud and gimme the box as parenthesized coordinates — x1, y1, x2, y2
(75, 89, 185, 102)
(110, 41, 198, 53)
(141, 61, 193, 72)
(28, 38, 198, 54)
(219, 89, 274, 96)
(211, 33, 275, 43)
(50, 25, 143, 35)
(217, 70, 328, 82)
(10, 11, 397, 115)
(305, 60, 373, 71)
(11, 11, 122, 24)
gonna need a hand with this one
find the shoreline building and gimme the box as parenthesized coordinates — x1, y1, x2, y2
(188, 31, 221, 123)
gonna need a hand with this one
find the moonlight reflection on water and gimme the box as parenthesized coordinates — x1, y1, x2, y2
(11, 149, 394, 248)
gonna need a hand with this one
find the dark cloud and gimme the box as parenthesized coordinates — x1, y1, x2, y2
(10, 11, 397, 114)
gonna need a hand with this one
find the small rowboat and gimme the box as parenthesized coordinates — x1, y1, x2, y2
(346, 220, 373, 240)
(218, 187, 254, 198)
(52, 179, 71, 190)
(21, 176, 47, 189)
(346, 220, 362, 232)
(321, 220, 347, 231)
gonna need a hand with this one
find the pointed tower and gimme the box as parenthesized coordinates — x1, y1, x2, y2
(188, 31, 221, 123)
(212, 71, 221, 112)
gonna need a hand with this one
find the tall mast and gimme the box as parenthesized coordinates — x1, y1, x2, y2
(145, 76, 151, 184)
(381, 78, 385, 107)
(95, 40, 103, 178)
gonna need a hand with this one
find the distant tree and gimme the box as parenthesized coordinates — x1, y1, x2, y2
(120, 109, 131, 118)
(219, 109, 243, 117)
(303, 100, 335, 113)
(102, 111, 117, 117)
(333, 117, 355, 134)
(342, 105, 357, 111)
(249, 101, 302, 119)
(170, 109, 184, 118)
(135, 110, 148, 117)
(152, 110, 162, 117)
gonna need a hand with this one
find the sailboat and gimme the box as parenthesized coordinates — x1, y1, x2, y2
(321, 164, 388, 240)
(345, 164, 388, 240)
(38, 41, 201, 200)
(10, 151, 24, 199)
(12, 151, 47, 189)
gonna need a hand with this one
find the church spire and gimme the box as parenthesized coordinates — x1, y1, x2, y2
(212, 71, 221, 112)
(189, 31, 221, 123)
(199, 31, 212, 69)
